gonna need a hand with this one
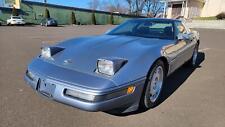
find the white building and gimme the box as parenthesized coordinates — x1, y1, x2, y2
(201, 0, 225, 17)
(0, 0, 20, 8)
(167, 0, 225, 18)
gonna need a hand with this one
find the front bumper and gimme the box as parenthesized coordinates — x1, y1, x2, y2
(24, 70, 145, 112)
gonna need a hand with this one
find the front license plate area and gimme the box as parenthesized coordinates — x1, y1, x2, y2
(37, 79, 56, 98)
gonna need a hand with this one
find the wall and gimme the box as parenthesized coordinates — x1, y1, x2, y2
(167, 0, 204, 19)
(201, 0, 225, 17)
(20, 2, 74, 24)
(167, 0, 225, 18)
(187, 0, 203, 18)
(167, 7, 173, 18)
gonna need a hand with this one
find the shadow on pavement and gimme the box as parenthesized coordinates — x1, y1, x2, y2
(107, 52, 205, 117)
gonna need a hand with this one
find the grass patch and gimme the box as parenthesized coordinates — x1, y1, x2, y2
(193, 16, 217, 20)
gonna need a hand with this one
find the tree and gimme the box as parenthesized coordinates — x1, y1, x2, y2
(102, 0, 128, 14)
(110, 13, 114, 24)
(144, 0, 162, 17)
(92, 12, 96, 25)
(126, 0, 135, 14)
(125, 0, 145, 16)
(71, 11, 76, 25)
(45, 8, 50, 18)
(89, 0, 99, 25)
(134, 0, 145, 16)
(89, 0, 100, 10)
(125, 0, 163, 17)
(12, 7, 18, 16)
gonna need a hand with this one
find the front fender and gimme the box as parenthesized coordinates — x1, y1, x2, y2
(111, 46, 164, 86)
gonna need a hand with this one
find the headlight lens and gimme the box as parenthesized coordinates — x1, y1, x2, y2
(26, 70, 35, 80)
(97, 58, 127, 76)
(41, 47, 51, 58)
(26, 70, 38, 82)
(64, 85, 135, 102)
(97, 59, 114, 76)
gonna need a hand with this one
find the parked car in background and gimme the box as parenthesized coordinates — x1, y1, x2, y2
(25, 18, 200, 113)
(7, 16, 26, 25)
(0, 21, 2, 26)
(40, 18, 58, 26)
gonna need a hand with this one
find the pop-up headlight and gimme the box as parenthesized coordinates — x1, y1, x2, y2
(41, 47, 51, 58)
(41, 46, 64, 59)
(97, 58, 127, 76)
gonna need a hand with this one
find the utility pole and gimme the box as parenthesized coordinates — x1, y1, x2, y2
(162, 0, 168, 18)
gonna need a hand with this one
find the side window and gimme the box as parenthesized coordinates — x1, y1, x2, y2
(175, 21, 187, 36)
(182, 22, 191, 33)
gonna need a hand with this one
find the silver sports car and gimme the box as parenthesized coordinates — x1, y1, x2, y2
(25, 18, 200, 113)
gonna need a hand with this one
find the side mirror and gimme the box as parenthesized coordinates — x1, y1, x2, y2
(177, 33, 184, 41)
(177, 33, 189, 41)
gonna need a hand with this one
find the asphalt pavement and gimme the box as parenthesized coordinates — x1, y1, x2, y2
(0, 25, 225, 127)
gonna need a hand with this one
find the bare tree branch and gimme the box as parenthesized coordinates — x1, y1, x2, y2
(100, 0, 162, 17)
(144, 0, 162, 17)
(125, 0, 146, 16)
(101, 0, 129, 14)
(126, 0, 132, 14)
(89, 0, 100, 10)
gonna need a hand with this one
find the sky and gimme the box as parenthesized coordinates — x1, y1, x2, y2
(26, 0, 129, 10)
(25, 0, 164, 14)
(26, 0, 100, 9)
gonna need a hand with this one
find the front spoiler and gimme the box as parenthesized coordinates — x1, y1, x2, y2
(24, 72, 145, 112)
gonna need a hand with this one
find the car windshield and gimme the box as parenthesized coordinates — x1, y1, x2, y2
(107, 19, 174, 39)
(12, 16, 21, 19)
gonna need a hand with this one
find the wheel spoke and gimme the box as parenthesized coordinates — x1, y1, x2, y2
(149, 66, 164, 102)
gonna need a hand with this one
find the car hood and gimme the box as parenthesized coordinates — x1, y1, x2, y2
(48, 35, 171, 75)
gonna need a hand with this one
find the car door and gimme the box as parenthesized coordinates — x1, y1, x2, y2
(182, 22, 197, 61)
(167, 21, 191, 73)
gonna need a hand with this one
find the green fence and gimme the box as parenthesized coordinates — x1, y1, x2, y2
(0, 0, 143, 25)
(0, 8, 13, 23)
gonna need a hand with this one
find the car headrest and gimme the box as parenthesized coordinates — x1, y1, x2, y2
(136, 27, 149, 34)
(164, 26, 173, 36)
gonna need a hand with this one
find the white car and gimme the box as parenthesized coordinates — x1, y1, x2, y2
(7, 16, 25, 25)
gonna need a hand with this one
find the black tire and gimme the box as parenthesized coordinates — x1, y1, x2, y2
(187, 44, 199, 67)
(140, 60, 166, 109)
